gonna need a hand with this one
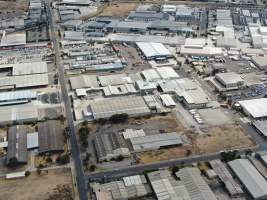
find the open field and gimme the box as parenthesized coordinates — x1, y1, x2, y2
(191, 125, 255, 154)
(137, 125, 255, 164)
(0, 168, 73, 200)
(100, 3, 138, 16)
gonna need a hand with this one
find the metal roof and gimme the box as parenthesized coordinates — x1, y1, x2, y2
(90, 96, 150, 119)
(130, 132, 183, 152)
(239, 98, 267, 118)
(176, 167, 217, 200)
(98, 74, 131, 86)
(0, 90, 37, 102)
(156, 67, 179, 80)
(228, 159, 267, 199)
(0, 32, 26, 47)
(136, 42, 172, 59)
(69, 75, 98, 89)
(215, 72, 244, 86)
(0, 62, 47, 75)
(27, 132, 38, 149)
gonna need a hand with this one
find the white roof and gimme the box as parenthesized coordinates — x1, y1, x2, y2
(184, 38, 206, 48)
(76, 88, 87, 97)
(136, 42, 172, 58)
(160, 94, 176, 107)
(98, 74, 131, 86)
(69, 75, 98, 90)
(27, 132, 39, 149)
(122, 129, 146, 139)
(6, 171, 25, 179)
(239, 98, 267, 118)
(123, 175, 143, 186)
(228, 159, 267, 199)
(141, 69, 161, 81)
(180, 46, 223, 56)
(0, 90, 37, 102)
(0, 32, 26, 47)
(156, 67, 179, 79)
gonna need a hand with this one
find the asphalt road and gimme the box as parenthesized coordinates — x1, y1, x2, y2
(46, 2, 88, 200)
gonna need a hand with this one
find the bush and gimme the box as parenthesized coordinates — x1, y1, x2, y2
(109, 113, 129, 124)
(89, 165, 96, 172)
(96, 118, 108, 125)
(57, 154, 70, 165)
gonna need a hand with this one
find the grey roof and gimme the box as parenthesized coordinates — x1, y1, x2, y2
(127, 11, 169, 21)
(0, 62, 48, 75)
(98, 74, 130, 86)
(228, 159, 267, 199)
(90, 96, 150, 119)
(215, 72, 244, 86)
(7, 126, 28, 163)
(130, 132, 183, 152)
(176, 167, 217, 200)
(69, 75, 98, 89)
(252, 120, 267, 137)
(38, 120, 64, 154)
(251, 56, 267, 70)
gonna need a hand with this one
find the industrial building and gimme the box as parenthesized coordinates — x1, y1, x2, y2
(159, 78, 209, 109)
(136, 42, 173, 60)
(0, 32, 26, 47)
(175, 5, 197, 22)
(7, 126, 28, 164)
(252, 120, 267, 137)
(94, 132, 130, 162)
(91, 175, 150, 200)
(89, 96, 150, 119)
(38, 120, 64, 154)
(122, 129, 146, 139)
(210, 72, 245, 92)
(141, 67, 179, 82)
(98, 74, 132, 86)
(0, 104, 38, 125)
(176, 167, 217, 200)
(228, 159, 267, 200)
(69, 75, 99, 90)
(251, 56, 267, 70)
(147, 170, 191, 200)
(210, 160, 243, 197)
(129, 132, 183, 152)
(159, 94, 176, 108)
(0, 90, 37, 106)
(103, 84, 138, 97)
(238, 98, 267, 119)
(127, 11, 169, 21)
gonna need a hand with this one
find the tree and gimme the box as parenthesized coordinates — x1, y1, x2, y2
(114, 155, 124, 162)
(96, 118, 108, 125)
(37, 168, 42, 175)
(172, 166, 179, 175)
(57, 154, 70, 165)
(109, 113, 129, 124)
(186, 150, 192, 156)
(7, 157, 19, 168)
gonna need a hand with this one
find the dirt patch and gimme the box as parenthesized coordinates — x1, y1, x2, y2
(100, 3, 138, 17)
(0, 168, 73, 200)
(191, 125, 255, 154)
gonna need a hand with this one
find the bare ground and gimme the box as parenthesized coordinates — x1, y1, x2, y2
(100, 3, 138, 16)
(0, 168, 73, 200)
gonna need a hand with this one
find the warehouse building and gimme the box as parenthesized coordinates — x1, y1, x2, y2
(147, 170, 191, 200)
(210, 72, 245, 92)
(135, 80, 157, 93)
(210, 160, 243, 197)
(38, 120, 64, 154)
(91, 175, 150, 200)
(7, 126, 28, 164)
(175, 5, 197, 22)
(141, 67, 179, 82)
(136, 42, 173, 60)
(130, 132, 183, 152)
(228, 159, 267, 200)
(238, 98, 267, 119)
(109, 21, 149, 34)
(98, 74, 132, 86)
(69, 75, 99, 90)
(0, 61, 48, 75)
(0, 74, 49, 90)
(94, 132, 130, 162)
(162, 5, 177, 15)
(252, 120, 267, 137)
(0, 104, 38, 125)
(0, 32, 26, 47)
(0, 90, 37, 106)
(122, 129, 146, 139)
(159, 94, 176, 108)
(89, 96, 150, 119)
(159, 78, 209, 109)
(148, 20, 195, 33)
(180, 46, 223, 56)
(103, 84, 137, 97)
(176, 167, 217, 200)
(127, 11, 169, 21)
(251, 56, 267, 70)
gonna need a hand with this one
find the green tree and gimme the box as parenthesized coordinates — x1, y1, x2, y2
(25, 171, 31, 176)
(57, 154, 70, 165)
(89, 165, 96, 172)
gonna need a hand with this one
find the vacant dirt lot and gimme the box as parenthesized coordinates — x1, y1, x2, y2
(0, 168, 73, 200)
(137, 125, 255, 164)
(191, 125, 255, 154)
(100, 3, 138, 16)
